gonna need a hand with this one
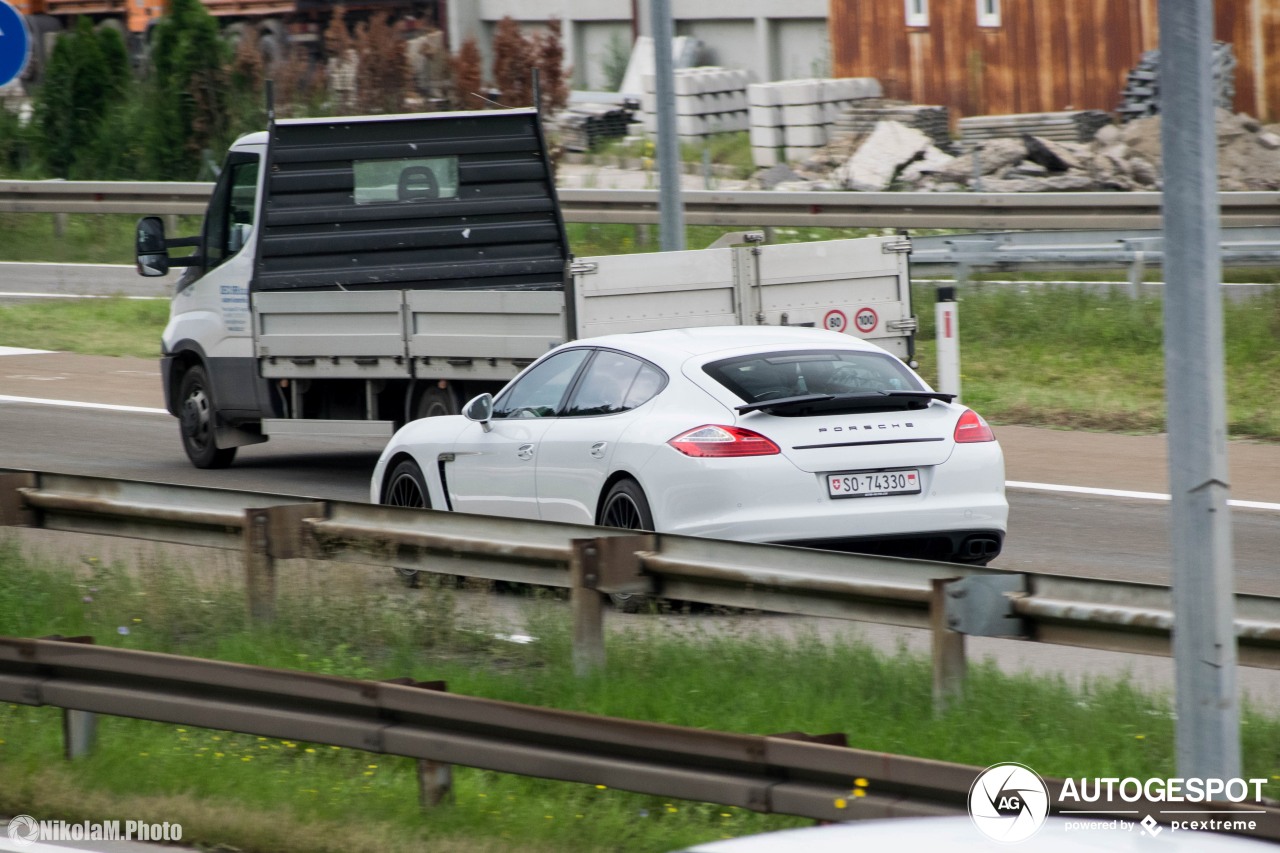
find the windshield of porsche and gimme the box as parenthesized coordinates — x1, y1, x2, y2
(703, 350, 930, 415)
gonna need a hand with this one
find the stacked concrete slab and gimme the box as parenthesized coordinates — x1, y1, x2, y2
(748, 77, 883, 166)
(640, 67, 751, 141)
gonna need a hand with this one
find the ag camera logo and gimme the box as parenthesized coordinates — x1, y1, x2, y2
(969, 763, 1051, 842)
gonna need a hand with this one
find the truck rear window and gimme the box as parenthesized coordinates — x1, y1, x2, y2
(354, 157, 459, 203)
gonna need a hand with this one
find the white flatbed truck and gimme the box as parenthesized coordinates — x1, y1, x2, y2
(136, 108, 917, 468)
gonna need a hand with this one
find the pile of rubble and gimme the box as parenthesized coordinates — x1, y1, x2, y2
(759, 109, 1280, 193)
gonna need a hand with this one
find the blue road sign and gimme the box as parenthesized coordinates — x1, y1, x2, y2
(0, 0, 32, 88)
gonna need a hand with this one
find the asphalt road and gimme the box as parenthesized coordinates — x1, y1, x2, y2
(1, 348, 1278, 703)
(2, 350, 1278, 592)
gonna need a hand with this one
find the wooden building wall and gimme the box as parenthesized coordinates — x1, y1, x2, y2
(829, 0, 1280, 122)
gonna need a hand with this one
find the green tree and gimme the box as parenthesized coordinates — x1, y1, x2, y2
(146, 0, 230, 179)
(32, 17, 130, 178)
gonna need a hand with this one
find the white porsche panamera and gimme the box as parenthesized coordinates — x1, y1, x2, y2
(371, 326, 1007, 563)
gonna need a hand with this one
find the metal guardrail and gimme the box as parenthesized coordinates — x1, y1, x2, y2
(6, 637, 1275, 838)
(4, 180, 1280, 229)
(3, 470, 1280, 837)
(0, 636, 978, 824)
(909, 227, 1280, 278)
(3, 469, 1279, 684)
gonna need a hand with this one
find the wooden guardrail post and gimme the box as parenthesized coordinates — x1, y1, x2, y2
(242, 503, 327, 622)
(0, 472, 37, 528)
(930, 578, 967, 714)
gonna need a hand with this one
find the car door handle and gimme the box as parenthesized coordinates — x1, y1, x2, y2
(517, 443, 535, 461)
(590, 441, 608, 459)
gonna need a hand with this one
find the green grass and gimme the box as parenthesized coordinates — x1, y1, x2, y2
(0, 542, 1278, 852)
(0, 297, 169, 359)
(910, 283, 1280, 439)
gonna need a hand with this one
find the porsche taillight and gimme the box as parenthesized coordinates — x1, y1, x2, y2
(954, 409, 995, 443)
(667, 425, 782, 458)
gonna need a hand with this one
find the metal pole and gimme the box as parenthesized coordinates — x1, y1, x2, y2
(650, 0, 686, 251)
(1158, 0, 1241, 781)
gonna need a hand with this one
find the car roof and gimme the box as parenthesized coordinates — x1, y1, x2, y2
(570, 326, 887, 364)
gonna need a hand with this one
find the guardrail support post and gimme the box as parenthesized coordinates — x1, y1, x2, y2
(930, 578, 967, 714)
(418, 759, 454, 807)
(243, 503, 327, 623)
(62, 709, 98, 759)
(570, 539, 607, 676)
(244, 510, 276, 622)
(0, 472, 37, 527)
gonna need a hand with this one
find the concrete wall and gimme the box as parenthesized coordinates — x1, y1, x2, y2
(448, 0, 829, 91)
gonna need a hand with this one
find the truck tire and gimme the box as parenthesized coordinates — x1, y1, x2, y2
(413, 384, 459, 420)
(178, 365, 237, 469)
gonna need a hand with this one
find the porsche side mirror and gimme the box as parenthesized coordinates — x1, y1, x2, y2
(463, 393, 494, 432)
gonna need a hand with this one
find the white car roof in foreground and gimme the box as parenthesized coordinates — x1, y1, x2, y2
(676, 816, 1276, 852)
(575, 326, 886, 365)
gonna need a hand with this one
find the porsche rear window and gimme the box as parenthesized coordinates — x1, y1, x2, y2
(705, 350, 924, 404)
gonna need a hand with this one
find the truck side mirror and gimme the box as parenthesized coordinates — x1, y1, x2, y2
(136, 216, 170, 277)
(463, 393, 494, 431)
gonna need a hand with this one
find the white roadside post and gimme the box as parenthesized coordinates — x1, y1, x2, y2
(935, 285, 961, 402)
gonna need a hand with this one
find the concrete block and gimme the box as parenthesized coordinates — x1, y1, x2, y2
(782, 103, 826, 125)
(753, 146, 781, 167)
(778, 79, 823, 105)
(675, 114, 706, 135)
(748, 83, 779, 107)
(675, 93, 702, 116)
(747, 124, 783, 146)
(749, 104, 784, 127)
(673, 73, 699, 96)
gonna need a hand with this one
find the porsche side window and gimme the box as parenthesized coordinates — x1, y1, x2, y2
(564, 351, 665, 417)
(492, 349, 590, 419)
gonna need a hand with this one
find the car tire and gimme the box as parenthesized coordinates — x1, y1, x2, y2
(598, 479, 654, 612)
(383, 458, 431, 584)
(178, 365, 237, 469)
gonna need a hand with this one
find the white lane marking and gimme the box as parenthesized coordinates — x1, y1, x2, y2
(0, 346, 54, 356)
(0, 291, 166, 300)
(0, 394, 167, 415)
(3, 395, 1279, 511)
(1008, 480, 1280, 513)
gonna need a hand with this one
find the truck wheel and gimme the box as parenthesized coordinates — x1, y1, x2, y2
(413, 385, 459, 420)
(178, 365, 237, 469)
